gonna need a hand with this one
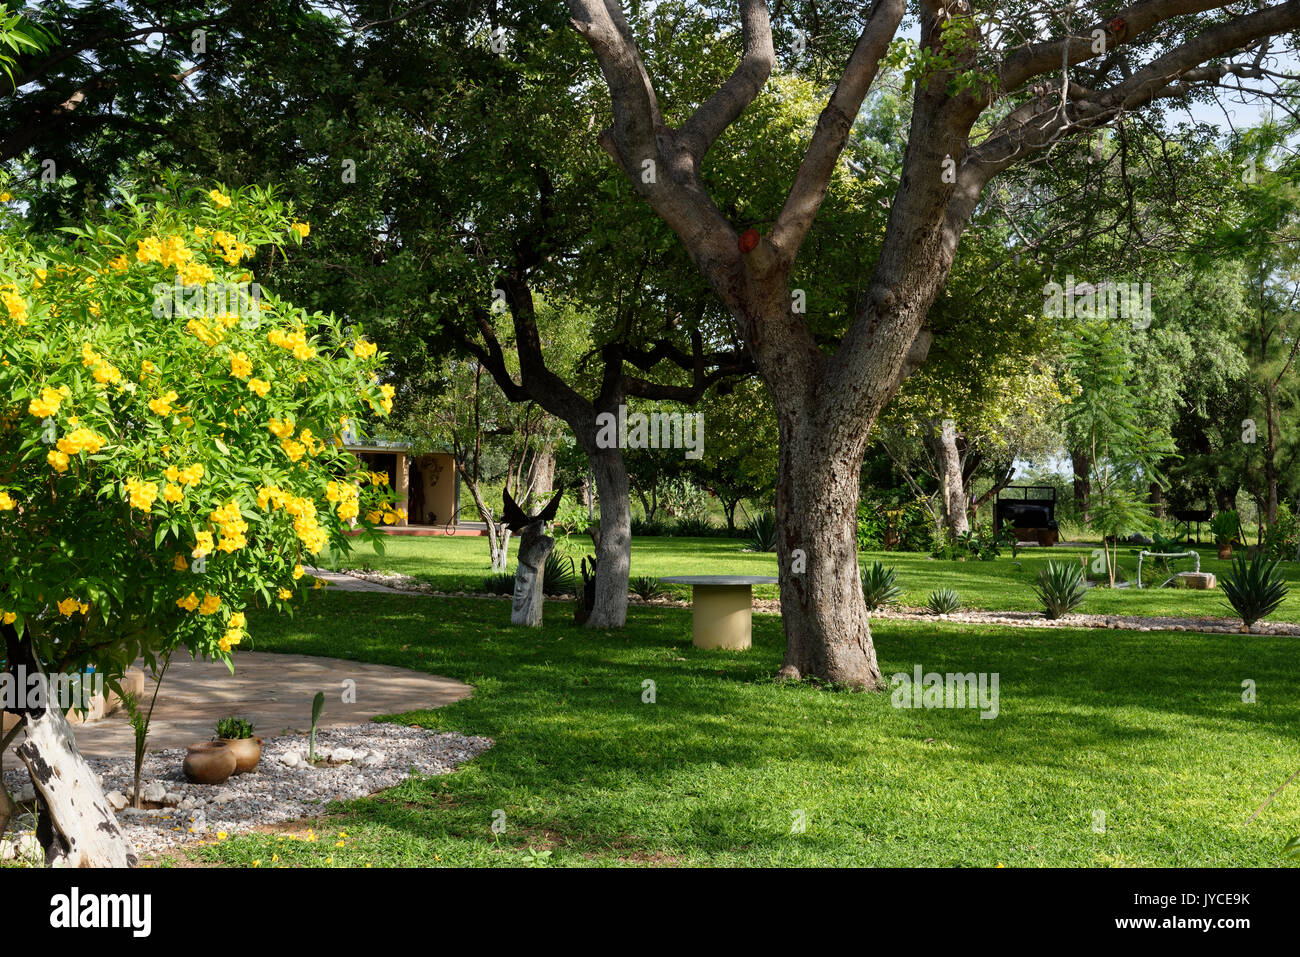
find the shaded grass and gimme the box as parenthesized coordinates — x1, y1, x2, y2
(323, 534, 1300, 622)
(188, 591, 1300, 868)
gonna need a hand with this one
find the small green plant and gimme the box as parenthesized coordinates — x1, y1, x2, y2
(861, 561, 902, 611)
(925, 587, 961, 615)
(1221, 553, 1288, 627)
(309, 691, 326, 763)
(1034, 560, 1087, 619)
(215, 716, 255, 740)
(631, 575, 665, 600)
(744, 509, 778, 552)
(114, 654, 170, 809)
(542, 551, 576, 596)
(673, 515, 717, 537)
(483, 572, 514, 595)
(1211, 510, 1240, 546)
(520, 846, 553, 867)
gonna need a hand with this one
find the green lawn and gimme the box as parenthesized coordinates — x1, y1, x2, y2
(323, 533, 1300, 622)
(187, 591, 1300, 867)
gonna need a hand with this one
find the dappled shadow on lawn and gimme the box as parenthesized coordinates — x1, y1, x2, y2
(239, 593, 1300, 866)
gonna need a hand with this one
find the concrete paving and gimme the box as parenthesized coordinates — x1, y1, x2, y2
(4, 651, 473, 761)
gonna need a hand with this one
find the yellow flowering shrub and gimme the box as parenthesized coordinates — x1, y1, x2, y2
(0, 180, 393, 680)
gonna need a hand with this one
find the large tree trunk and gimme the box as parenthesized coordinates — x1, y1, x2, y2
(774, 410, 880, 689)
(924, 418, 969, 538)
(586, 446, 631, 628)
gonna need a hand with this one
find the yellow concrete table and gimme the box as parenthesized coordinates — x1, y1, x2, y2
(660, 575, 778, 650)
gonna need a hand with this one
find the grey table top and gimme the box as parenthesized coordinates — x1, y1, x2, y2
(659, 575, 779, 586)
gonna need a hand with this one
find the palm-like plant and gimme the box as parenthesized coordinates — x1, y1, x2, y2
(1221, 554, 1288, 627)
(744, 510, 777, 552)
(926, 587, 961, 615)
(1034, 560, 1087, 619)
(861, 561, 902, 611)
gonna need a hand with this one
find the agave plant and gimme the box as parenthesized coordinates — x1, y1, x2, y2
(1034, 560, 1087, 619)
(926, 587, 961, 615)
(482, 572, 514, 595)
(543, 551, 576, 596)
(631, 575, 665, 600)
(1221, 553, 1288, 626)
(861, 561, 902, 611)
(744, 510, 778, 552)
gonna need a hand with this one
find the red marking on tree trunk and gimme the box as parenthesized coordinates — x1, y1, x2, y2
(738, 228, 760, 254)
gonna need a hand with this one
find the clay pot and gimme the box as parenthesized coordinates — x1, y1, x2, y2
(220, 737, 262, 774)
(1218, 544, 1233, 560)
(182, 741, 237, 785)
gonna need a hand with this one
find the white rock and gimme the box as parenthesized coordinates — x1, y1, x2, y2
(331, 747, 356, 763)
(0, 839, 14, 860)
(211, 789, 236, 805)
(14, 784, 35, 803)
(139, 781, 166, 803)
(17, 833, 42, 861)
(105, 790, 129, 811)
(179, 798, 196, 811)
(281, 751, 302, 768)
(162, 791, 183, 807)
(361, 752, 384, 767)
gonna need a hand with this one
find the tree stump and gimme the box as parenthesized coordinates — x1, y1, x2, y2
(15, 683, 136, 868)
(510, 522, 554, 627)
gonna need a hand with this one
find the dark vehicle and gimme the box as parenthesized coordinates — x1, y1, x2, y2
(994, 486, 1059, 545)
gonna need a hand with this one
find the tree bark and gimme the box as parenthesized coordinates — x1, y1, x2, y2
(586, 446, 632, 628)
(774, 409, 880, 688)
(1070, 448, 1092, 523)
(924, 419, 969, 538)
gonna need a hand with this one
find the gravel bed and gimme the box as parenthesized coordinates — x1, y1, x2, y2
(2, 724, 492, 862)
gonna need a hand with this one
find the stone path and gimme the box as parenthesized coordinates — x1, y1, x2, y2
(4, 651, 473, 760)
(304, 566, 415, 593)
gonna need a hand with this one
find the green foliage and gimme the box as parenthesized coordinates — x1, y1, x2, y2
(744, 510, 777, 553)
(925, 588, 962, 615)
(1221, 554, 1288, 626)
(483, 573, 514, 595)
(672, 515, 718, 537)
(0, 178, 394, 684)
(215, 715, 255, 740)
(1263, 504, 1299, 560)
(543, 551, 576, 596)
(309, 690, 325, 763)
(1211, 510, 1241, 546)
(631, 575, 665, 600)
(860, 561, 902, 612)
(1034, 561, 1088, 619)
(631, 516, 669, 537)
(932, 525, 1001, 561)
(859, 493, 933, 552)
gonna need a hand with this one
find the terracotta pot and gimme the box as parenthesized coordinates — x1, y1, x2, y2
(1217, 544, 1233, 560)
(182, 741, 237, 785)
(220, 736, 262, 774)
